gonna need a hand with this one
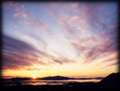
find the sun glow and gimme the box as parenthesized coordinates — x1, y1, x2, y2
(32, 75, 37, 79)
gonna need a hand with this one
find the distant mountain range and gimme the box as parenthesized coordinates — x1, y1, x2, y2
(3, 76, 103, 80)
(40, 76, 73, 80)
(39, 76, 103, 80)
(2, 73, 119, 82)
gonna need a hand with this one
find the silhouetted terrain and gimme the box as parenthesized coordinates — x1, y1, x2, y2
(40, 76, 103, 80)
(99, 73, 120, 89)
(1, 73, 120, 91)
(40, 76, 73, 80)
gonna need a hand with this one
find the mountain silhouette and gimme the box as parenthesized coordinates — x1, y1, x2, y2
(40, 76, 73, 80)
(99, 72, 120, 88)
(11, 77, 31, 81)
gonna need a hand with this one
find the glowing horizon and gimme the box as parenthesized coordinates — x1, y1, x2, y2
(2, 2, 118, 78)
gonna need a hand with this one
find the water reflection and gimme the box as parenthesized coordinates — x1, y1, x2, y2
(3, 79, 101, 86)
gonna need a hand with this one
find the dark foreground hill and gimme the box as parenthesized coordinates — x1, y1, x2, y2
(99, 73, 120, 89)
(1, 73, 120, 91)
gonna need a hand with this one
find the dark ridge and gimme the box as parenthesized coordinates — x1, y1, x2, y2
(40, 76, 73, 80)
(99, 72, 120, 88)
(11, 77, 31, 80)
(39, 76, 103, 80)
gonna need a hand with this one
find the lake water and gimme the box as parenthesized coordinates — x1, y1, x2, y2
(3, 79, 102, 86)
(23, 79, 101, 85)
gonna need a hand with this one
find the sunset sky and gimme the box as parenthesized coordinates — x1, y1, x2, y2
(2, 2, 118, 78)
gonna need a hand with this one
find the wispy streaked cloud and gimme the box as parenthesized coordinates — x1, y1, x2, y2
(2, 2, 118, 77)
